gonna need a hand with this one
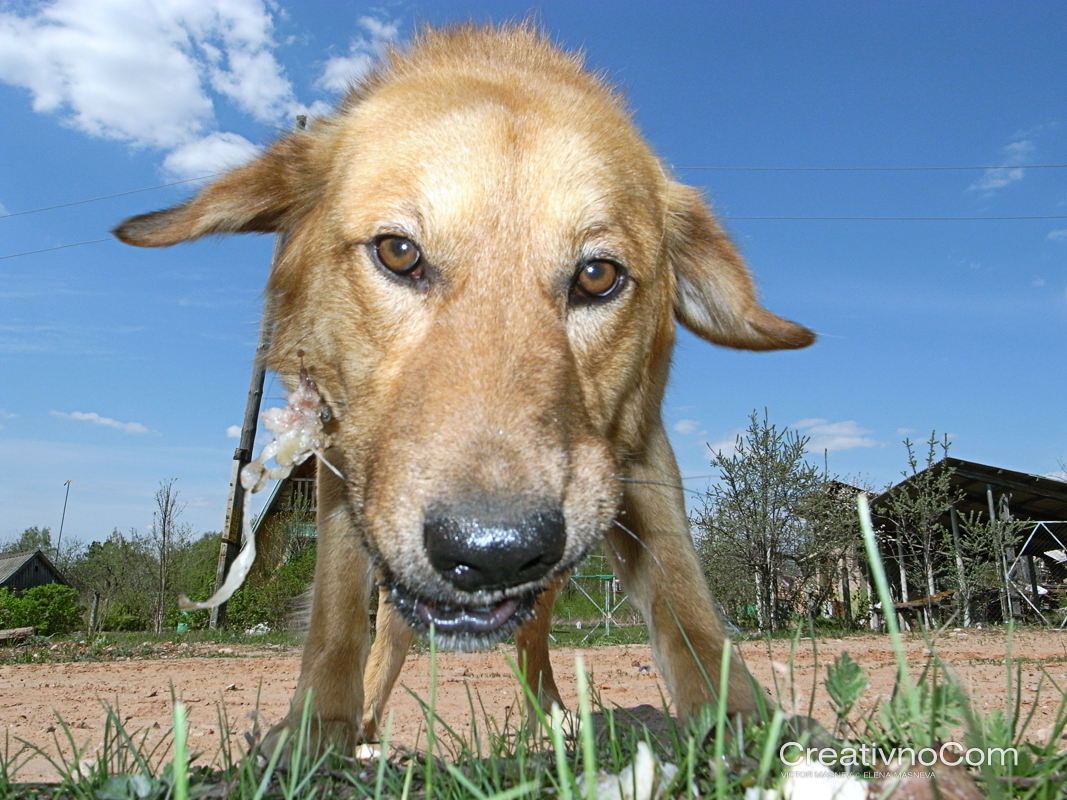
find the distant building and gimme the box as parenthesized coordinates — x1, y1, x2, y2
(0, 549, 69, 593)
(871, 458, 1067, 627)
(247, 458, 318, 579)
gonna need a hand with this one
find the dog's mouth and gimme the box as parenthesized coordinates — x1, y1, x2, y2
(383, 582, 538, 649)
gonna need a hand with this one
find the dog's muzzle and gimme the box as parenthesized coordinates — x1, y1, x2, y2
(382, 500, 567, 647)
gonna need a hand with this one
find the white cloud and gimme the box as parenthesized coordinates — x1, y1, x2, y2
(0, 409, 16, 419)
(969, 139, 1035, 194)
(206, 37, 297, 123)
(673, 419, 701, 436)
(1046, 471, 1067, 483)
(317, 15, 399, 92)
(793, 419, 880, 452)
(895, 427, 915, 436)
(51, 410, 149, 434)
(1048, 229, 1067, 240)
(226, 425, 242, 438)
(162, 131, 260, 181)
(0, 0, 305, 173)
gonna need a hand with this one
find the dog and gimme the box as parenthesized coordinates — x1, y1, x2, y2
(115, 23, 814, 751)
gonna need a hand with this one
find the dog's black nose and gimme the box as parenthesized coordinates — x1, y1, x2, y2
(424, 503, 566, 593)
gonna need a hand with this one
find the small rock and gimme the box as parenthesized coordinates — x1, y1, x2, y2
(355, 743, 381, 760)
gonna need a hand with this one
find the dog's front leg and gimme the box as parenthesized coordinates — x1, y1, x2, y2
(268, 460, 373, 756)
(514, 577, 564, 717)
(360, 585, 415, 740)
(606, 425, 760, 721)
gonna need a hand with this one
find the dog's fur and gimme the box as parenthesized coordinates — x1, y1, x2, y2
(115, 24, 814, 750)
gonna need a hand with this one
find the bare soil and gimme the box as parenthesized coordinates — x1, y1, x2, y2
(3, 628, 1066, 783)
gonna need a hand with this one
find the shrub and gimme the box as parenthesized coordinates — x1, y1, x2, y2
(226, 544, 316, 632)
(0, 584, 85, 635)
(103, 610, 150, 632)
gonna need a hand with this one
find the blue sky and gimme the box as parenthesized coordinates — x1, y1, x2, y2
(1, 0, 1065, 546)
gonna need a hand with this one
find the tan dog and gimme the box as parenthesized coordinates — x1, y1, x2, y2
(115, 24, 814, 751)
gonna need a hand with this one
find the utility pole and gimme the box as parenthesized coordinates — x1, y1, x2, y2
(210, 116, 306, 629)
(55, 479, 72, 561)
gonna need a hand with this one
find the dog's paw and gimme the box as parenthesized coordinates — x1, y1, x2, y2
(259, 716, 360, 765)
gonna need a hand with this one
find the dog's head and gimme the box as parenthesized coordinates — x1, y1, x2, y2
(115, 24, 813, 647)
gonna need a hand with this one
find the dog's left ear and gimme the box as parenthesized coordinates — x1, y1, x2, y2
(113, 131, 323, 247)
(667, 182, 815, 351)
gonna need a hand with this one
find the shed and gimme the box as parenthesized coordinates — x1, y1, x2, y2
(871, 458, 1067, 624)
(0, 549, 69, 593)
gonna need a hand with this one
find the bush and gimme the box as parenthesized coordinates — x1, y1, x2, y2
(0, 584, 85, 635)
(102, 610, 150, 632)
(226, 544, 317, 632)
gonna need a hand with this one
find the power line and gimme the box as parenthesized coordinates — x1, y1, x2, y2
(8, 208, 1067, 261)
(2, 161, 1065, 260)
(0, 175, 217, 221)
(678, 164, 1067, 172)
(2, 164, 1065, 222)
(3, 210, 1066, 261)
(0, 238, 112, 261)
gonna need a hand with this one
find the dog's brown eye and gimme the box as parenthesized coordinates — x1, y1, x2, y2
(375, 236, 422, 277)
(573, 260, 622, 300)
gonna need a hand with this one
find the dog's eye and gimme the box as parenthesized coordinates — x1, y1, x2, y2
(572, 260, 623, 301)
(375, 236, 423, 278)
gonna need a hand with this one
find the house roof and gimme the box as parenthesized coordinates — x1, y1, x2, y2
(0, 549, 68, 587)
(872, 457, 1067, 524)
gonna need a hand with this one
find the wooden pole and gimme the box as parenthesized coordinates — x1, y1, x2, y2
(949, 505, 970, 627)
(987, 484, 1014, 622)
(840, 551, 853, 629)
(210, 117, 306, 629)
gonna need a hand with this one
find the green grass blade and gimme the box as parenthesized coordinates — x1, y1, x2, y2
(857, 494, 921, 724)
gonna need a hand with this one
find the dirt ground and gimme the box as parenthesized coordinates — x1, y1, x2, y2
(3, 628, 1066, 783)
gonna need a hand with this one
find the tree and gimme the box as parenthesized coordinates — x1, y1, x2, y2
(1, 526, 82, 574)
(68, 528, 157, 632)
(1, 526, 52, 553)
(873, 434, 961, 628)
(168, 532, 224, 629)
(150, 479, 192, 633)
(693, 410, 859, 632)
(959, 510, 1028, 623)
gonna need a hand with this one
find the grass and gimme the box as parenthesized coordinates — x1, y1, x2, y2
(4, 643, 1066, 798)
(0, 629, 304, 666)
(4, 500, 1067, 797)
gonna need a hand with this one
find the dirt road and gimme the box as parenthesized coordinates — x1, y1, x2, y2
(2, 628, 1064, 782)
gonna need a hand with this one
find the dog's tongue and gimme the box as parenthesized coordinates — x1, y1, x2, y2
(412, 597, 520, 635)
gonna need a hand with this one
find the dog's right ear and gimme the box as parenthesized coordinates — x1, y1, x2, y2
(113, 132, 323, 247)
